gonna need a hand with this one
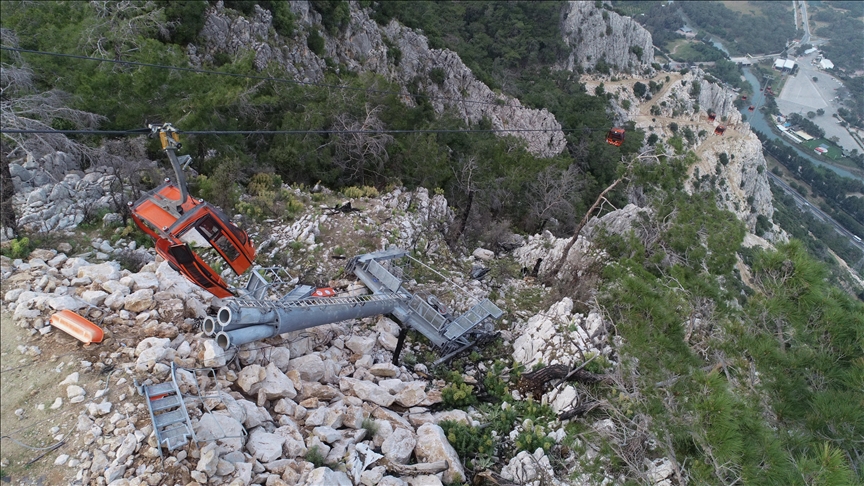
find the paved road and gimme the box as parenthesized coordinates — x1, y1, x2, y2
(800, 1, 811, 44)
(768, 172, 864, 251)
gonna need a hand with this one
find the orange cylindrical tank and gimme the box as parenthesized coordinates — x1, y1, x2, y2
(50, 310, 104, 345)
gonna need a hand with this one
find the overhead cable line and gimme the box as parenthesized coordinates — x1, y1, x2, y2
(1, 128, 599, 136)
(1, 46, 538, 109)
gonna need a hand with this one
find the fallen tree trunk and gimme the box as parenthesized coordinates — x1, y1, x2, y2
(381, 458, 449, 476)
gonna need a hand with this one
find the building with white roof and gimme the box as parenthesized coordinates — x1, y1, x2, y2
(819, 59, 834, 70)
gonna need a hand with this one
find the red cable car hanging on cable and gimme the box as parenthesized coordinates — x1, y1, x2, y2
(605, 127, 626, 147)
(129, 124, 256, 298)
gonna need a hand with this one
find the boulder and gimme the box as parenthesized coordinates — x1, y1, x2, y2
(236, 399, 272, 429)
(405, 476, 443, 486)
(194, 412, 246, 452)
(196, 442, 220, 476)
(395, 382, 427, 408)
(203, 340, 226, 367)
(381, 427, 416, 465)
(378, 332, 399, 351)
(472, 248, 494, 261)
(124, 289, 154, 313)
(246, 428, 285, 463)
(236, 364, 266, 394)
(340, 377, 395, 407)
(136, 337, 170, 356)
(274, 421, 307, 458)
(47, 295, 85, 311)
(269, 347, 292, 372)
(81, 290, 109, 306)
(306, 468, 352, 486)
(129, 272, 159, 290)
(500, 448, 557, 485)
(250, 363, 298, 402)
(77, 262, 121, 283)
(414, 424, 465, 484)
(287, 354, 325, 383)
(345, 335, 376, 355)
(312, 426, 342, 444)
(369, 363, 399, 378)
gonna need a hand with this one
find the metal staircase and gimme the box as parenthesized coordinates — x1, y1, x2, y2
(143, 363, 196, 458)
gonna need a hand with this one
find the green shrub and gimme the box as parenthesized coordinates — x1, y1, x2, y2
(482, 361, 509, 401)
(306, 445, 325, 467)
(441, 372, 478, 408)
(271, 1, 296, 37)
(161, 0, 208, 45)
(341, 186, 379, 198)
(440, 420, 496, 468)
(310, 0, 350, 34)
(307, 29, 325, 56)
(429, 67, 446, 86)
(361, 418, 379, 437)
(514, 420, 555, 453)
(3, 237, 32, 259)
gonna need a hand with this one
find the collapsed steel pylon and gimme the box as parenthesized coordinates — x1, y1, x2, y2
(203, 249, 503, 358)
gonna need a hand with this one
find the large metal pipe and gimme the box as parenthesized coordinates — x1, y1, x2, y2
(217, 303, 278, 327)
(202, 316, 217, 336)
(216, 325, 276, 349)
(215, 297, 405, 349)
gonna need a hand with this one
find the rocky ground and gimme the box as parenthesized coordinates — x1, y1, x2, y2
(0, 176, 684, 486)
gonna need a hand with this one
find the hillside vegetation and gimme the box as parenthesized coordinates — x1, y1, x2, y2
(2, 1, 863, 484)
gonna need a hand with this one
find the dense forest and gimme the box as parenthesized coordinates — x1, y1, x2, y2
(677, 1, 797, 56)
(2, 2, 863, 483)
(811, 2, 864, 73)
(616, 1, 798, 56)
(759, 134, 864, 241)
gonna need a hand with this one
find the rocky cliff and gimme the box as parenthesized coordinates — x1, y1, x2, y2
(650, 70, 741, 124)
(688, 131, 781, 239)
(194, 1, 566, 157)
(560, 1, 654, 74)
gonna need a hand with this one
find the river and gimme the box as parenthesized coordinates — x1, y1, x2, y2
(740, 67, 863, 182)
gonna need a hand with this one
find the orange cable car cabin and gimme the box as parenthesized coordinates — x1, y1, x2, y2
(130, 124, 256, 298)
(748, 105, 755, 111)
(714, 125, 726, 135)
(130, 182, 255, 298)
(707, 112, 716, 121)
(606, 127, 626, 147)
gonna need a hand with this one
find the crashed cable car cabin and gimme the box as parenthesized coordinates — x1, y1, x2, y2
(130, 125, 255, 298)
(606, 127, 626, 147)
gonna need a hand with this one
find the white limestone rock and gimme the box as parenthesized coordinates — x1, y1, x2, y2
(340, 377, 395, 407)
(345, 335, 376, 355)
(381, 427, 416, 465)
(413, 423, 465, 484)
(287, 354, 326, 383)
(250, 363, 298, 402)
(306, 467, 352, 486)
(123, 289, 154, 313)
(237, 364, 266, 394)
(194, 412, 246, 452)
(246, 428, 285, 463)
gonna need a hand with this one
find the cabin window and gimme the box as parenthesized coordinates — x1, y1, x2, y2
(194, 215, 240, 261)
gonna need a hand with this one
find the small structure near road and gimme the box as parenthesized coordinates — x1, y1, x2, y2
(774, 59, 797, 72)
(819, 59, 834, 70)
(794, 130, 815, 141)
